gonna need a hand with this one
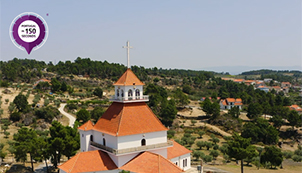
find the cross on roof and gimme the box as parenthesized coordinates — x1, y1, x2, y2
(123, 41, 133, 68)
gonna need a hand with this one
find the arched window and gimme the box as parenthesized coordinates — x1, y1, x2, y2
(141, 139, 146, 146)
(90, 135, 93, 142)
(117, 89, 119, 97)
(128, 89, 133, 97)
(103, 138, 106, 146)
(135, 89, 140, 97)
(121, 90, 124, 97)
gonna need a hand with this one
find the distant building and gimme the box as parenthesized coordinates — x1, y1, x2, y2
(233, 79, 244, 83)
(200, 97, 221, 101)
(257, 86, 269, 93)
(220, 98, 243, 110)
(244, 80, 255, 86)
(264, 78, 273, 83)
(281, 82, 292, 88)
(287, 105, 302, 114)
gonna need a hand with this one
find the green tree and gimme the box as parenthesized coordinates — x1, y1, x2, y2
(173, 88, 189, 107)
(0, 143, 7, 162)
(247, 102, 263, 119)
(261, 146, 283, 168)
(210, 150, 219, 160)
(13, 94, 29, 112)
(93, 87, 103, 98)
(196, 141, 206, 150)
(228, 106, 240, 118)
(61, 82, 68, 92)
(202, 98, 212, 115)
(51, 78, 61, 92)
(159, 100, 177, 127)
(193, 150, 205, 160)
(197, 130, 205, 139)
(227, 133, 256, 173)
(76, 109, 91, 123)
(90, 106, 105, 123)
(203, 155, 213, 163)
(13, 127, 38, 171)
(288, 110, 301, 129)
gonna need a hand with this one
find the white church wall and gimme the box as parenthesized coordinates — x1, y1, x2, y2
(79, 130, 92, 152)
(108, 152, 139, 167)
(147, 148, 167, 158)
(117, 131, 167, 149)
(94, 131, 118, 149)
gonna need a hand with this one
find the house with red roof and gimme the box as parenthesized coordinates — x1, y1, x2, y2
(219, 98, 243, 110)
(287, 105, 302, 113)
(281, 82, 292, 88)
(59, 68, 191, 173)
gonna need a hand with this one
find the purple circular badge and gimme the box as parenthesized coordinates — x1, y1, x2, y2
(9, 12, 48, 54)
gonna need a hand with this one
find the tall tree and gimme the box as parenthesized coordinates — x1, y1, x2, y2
(227, 133, 256, 173)
(13, 127, 38, 172)
(51, 78, 61, 92)
(261, 146, 283, 168)
(247, 102, 263, 119)
(93, 87, 103, 98)
(13, 94, 29, 112)
(76, 109, 91, 123)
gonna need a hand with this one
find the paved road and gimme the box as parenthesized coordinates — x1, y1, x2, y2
(58, 103, 76, 127)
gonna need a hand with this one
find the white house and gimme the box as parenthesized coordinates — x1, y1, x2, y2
(59, 68, 191, 173)
(220, 98, 243, 110)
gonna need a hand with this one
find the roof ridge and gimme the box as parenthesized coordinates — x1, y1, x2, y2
(158, 154, 160, 173)
(69, 152, 80, 173)
(157, 152, 184, 172)
(145, 103, 168, 131)
(116, 104, 125, 136)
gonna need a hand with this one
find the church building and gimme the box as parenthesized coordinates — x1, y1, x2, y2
(58, 42, 191, 173)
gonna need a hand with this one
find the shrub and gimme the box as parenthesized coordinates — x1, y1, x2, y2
(10, 112, 21, 122)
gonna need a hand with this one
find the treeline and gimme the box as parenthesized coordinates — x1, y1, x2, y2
(240, 69, 302, 82)
(241, 69, 302, 76)
(0, 57, 215, 83)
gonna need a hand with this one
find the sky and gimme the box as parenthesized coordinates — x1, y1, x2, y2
(0, 0, 301, 74)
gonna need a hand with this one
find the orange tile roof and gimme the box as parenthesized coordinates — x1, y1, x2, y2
(120, 152, 184, 173)
(113, 68, 144, 86)
(235, 98, 242, 102)
(244, 80, 255, 83)
(234, 79, 244, 82)
(58, 150, 117, 173)
(221, 100, 227, 106)
(78, 120, 94, 131)
(234, 102, 243, 106)
(93, 102, 168, 136)
(167, 140, 192, 159)
(273, 86, 281, 89)
(282, 82, 291, 84)
(226, 98, 235, 102)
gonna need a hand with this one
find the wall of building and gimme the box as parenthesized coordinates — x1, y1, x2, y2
(117, 131, 167, 149)
(93, 131, 118, 149)
(108, 152, 139, 167)
(170, 153, 191, 171)
(115, 85, 143, 100)
(79, 130, 92, 152)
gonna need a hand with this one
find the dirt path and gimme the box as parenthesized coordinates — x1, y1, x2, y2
(58, 103, 76, 127)
(183, 120, 231, 137)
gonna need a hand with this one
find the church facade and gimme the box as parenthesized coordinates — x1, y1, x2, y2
(59, 68, 191, 173)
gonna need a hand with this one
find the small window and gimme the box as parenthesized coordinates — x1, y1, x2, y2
(128, 89, 133, 97)
(103, 138, 106, 146)
(141, 139, 146, 146)
(82, 134, 84, 137)
(175, 162, 178, 165)
(90, 135, 93, 142)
